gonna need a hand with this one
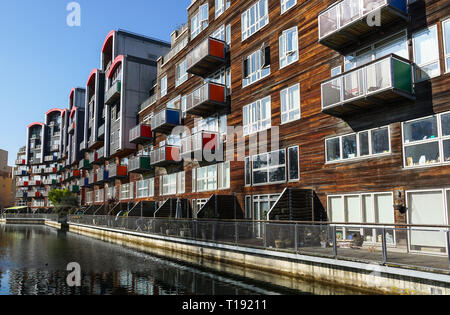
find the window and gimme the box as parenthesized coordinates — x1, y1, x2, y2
(217, 161, 230, 189)
(245, 196, 252, 219)
(196, 164, 217, 192)
(215, 0, 230, 18)
(243, 96, 271, 136)
(245, 157, 251, 186)
(252, 149, 286, 185)
(160, 76, 167, 97)
(120, 183, 133, 200)
(328, 192, 395, 244)
(136, 179, 149, 198)
(252, 194, 280, 221)
(407, 189, 450, 252)
(211, 25, 225, 41)
(288, 146, 299, 181)
(331, 66, 341, 77)
(177, 172, 185, 194)
(413, 25, 440, 81)
(280, 83, 300, 124)
(191, 3, 209, 39)
(443, 19, 450, 73)
(403, 112, 450, 167)
(344, 31, 408, 72)
(243, 47, 271, 87)
(326, 126, 390, 163)
(241, 0, 269, 41)
(226, 24, 231, 45)
(281, 0, 296, 14)
(279, 27, 299, 69)
(161, 173, 179, 196)
(175, 59, 188, 87)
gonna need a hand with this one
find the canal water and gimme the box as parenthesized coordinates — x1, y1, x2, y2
(0, 224, 362, 295)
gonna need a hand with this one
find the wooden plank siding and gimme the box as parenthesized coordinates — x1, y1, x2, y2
(79, 0, 450, 223)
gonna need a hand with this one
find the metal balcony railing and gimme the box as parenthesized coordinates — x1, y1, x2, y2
(185, 82, 227, 117)
(105, 80, 121, 105)
(186, 37, 227, 77)
(151, 108, 181, 135)
(129, 124, 152, 144)
(139, 94, 158, 112)
(128, 156, 152, 173)
(150, 145, 180, 167)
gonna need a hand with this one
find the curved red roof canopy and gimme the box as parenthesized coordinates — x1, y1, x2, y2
(102, 30, 115, 54)
(28, 122, 44, 129)
(87, 69, 99, 87)
(69, 88, 75, 100)
(107, 55, 124, 79)
(46, 108, 64, 116)
(70, 107, 78, 119)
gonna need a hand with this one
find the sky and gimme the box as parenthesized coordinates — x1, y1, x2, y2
(0, 0, 190, 166)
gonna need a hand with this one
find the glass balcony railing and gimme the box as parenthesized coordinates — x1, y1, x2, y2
(185, 82, 227, 117)
(105, 80, 121, 105)
(318, 0, 408, 52)
(150, 145, 181, 167)
(150, 108, 181, 135)
(129, 124, 152, 144)
(321, 54, 414, 116)
(128, 156, 152, 173)
(180, 131, 220, 160)
(186, 37, 228, 77)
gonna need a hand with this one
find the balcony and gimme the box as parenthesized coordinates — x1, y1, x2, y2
(44, 167, 57, 174)
(15, 159, 26, 166)
(105, 80, 121, 105)
(139, 94, 158, 112)
(16, 191, 28, 198)
(108, 164, 127, 180)
(185, 82, 227, 117)
(70, 185, 80, 193)
(98, 123, 105, 140)
(88, 172, 97, 186)
(68, 121, 75, 134)
(318, 0, 408, 53)
(151, 108, 181, 135)
(14, 169, 27, 176)
(17, 181, 28, 187)
(79, 140, 86, 151)
(50, 144, 60, 152)
(67, 169, 81, 180)
(79, 159, 92, 170)
(44, 155, 56, 162)
(128, 156, 152, 174)
(89, 148, 105, 165)
(129, 124, 152, 144)
(186, 37, 228, 77)
(150, 145, 181, 167)
(321, 54, 414, 117)
(97, 169, 109, 183)
(181, 131, 221, 160)
(28, 180, 42, 187)
(43, 179, 58, 185)
(79, 177, 89, 188)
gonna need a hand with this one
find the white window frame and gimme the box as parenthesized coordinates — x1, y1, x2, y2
(175, 59, 188, 87)
(412, 25, 441, 82)
(443, 18, 450, 74)
(120, 183, 133, 200)
(251, 149, 287, 186)
(243, 96, 271, 136)
(279, 26, 299, 69)
(217, 161, 230, 190)
(280, 83, 301, 124)
(327, 192, 396, 245)
(160, 75, 167, 98)
(402, 112, 450, 169)
(241, 0, 269, 41)
(325, 126, 391, 164)
(243, 49, 271, 88)
(196, 164, 218, 192)
(136, 179, 149, 198)
(280, 0, 297, 14)
(215, 0, 230, 19)
(191, 3, 209, 40)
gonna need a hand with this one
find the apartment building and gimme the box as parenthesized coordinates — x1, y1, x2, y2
(0, 150, 13, 210)
(13, 1, 450, 253)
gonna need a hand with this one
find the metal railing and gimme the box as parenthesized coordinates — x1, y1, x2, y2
(139, 94, 158, 112)
(67, 216, 450, 273)
(1, 214, 59, 221)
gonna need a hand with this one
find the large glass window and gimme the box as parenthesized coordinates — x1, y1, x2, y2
(243, 48, 271, 87)
(403, 112, 450, 167)
(191, 3, 209, 39)
(279, 27, 299, 69)
(280, 83, 300, 124)
(241, 0, 269, 41)
(288, 146, 299, 181)
(412, 25, 440, 81)
(160, 75, 167, 98)
(175, 59, 188, 87)
(215, 0, 230, 19)
(280, 0, 296, 14)
(243, 96, 271, 136)
(252, 149, 286, 185)
(328, 192, 395, 244)
(443, 19, 450, 73)
(326, 126, 390, 163)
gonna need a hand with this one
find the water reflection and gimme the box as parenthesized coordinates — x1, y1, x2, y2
(0, 225, 307, 295)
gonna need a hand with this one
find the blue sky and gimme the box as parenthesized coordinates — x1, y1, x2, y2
(0, 0, 190, 166)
